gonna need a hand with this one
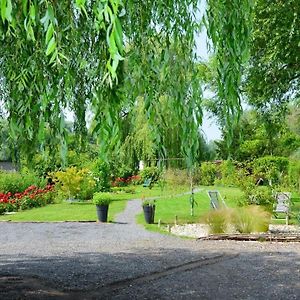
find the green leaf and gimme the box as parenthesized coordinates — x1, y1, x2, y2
(1, 0, 7, 22)
(22, 0, 28, 16)
(114, 18, 123, 53)
(27, 23, 35, 41)
(45, 23, 54, 45)
(49, 48, 58, 64)
(46, 36, 56, 56)
(5, 0, 12, 22)
(29, 3, 35, 23)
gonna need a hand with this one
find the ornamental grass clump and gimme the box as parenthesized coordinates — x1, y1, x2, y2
(202, 206, 270, 234)
(231, 206, 270, 233)
(202, 209, 231, 234)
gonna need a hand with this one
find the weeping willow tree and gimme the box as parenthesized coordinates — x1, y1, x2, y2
(0, 0, 253, 168)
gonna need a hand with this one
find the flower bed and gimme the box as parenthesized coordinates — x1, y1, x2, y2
(0, 185, 54, 215)
(112, 175, 141, 187)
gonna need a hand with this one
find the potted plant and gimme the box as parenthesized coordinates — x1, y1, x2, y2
(92, 192, 112, 222)
(142, 199, 156, 224)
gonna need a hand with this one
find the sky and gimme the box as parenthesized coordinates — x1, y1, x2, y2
(196, 19, 221, 142)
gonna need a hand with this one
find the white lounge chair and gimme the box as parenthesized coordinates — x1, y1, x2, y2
(273, 192, 291, 225)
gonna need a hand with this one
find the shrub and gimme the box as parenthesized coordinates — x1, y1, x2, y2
(112, 175, 141, 187)
(163, 169, 190, 186)
(92, 192, 113, 205)
(90, 159, 111, 192)
(139, 167, 161, 183)
(288, 160, 300, 192)
(253, 156, 289, 186)
(53, 167, 96, 200)
(199, 162, 217, 186)
(0, 170, 46, 194)
(0, 185, 55, 214)
(216, 160, 237, 186)
(245, 186, 274, 207)
(111, 186, 136, 194)
(231, 206, 270, 233)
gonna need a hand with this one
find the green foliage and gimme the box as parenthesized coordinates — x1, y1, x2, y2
(216, 160, 237, 187)
(202, 209, 231, 234)
(245, 186, 274, 207)
(288, 160, 300, 193)
(231, 206, 270, 233)
(163, 169, 190, 187)
(236, 170, 274, 207)
(0, 1, 252, 174)
(89, 159, 111, 192)
(206, 0, 253, 156)
(53, 167, 95, 200)
(253, 156, 289, 186)
(0, 0, 203, 170)
(92, 192, 112, 205)
(246, 0, 300, 112)
(203, 206, 270, 234)
(142, 199, 156, 207)
(139, 167, 161, 183)
(111, 186, 136, 194)
(0, 170, 46, 194)
(199, 162, 217, 186)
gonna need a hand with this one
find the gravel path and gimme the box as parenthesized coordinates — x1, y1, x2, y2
(0, 200, 300, 299)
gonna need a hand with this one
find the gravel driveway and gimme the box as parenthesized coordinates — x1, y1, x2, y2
(0, 200, 299, 299)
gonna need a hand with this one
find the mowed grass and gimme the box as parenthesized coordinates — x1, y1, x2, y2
(0, 200, 127, 222)
(137, 186, 244, 226)
(0, 184, 191, 222)
(1, 184, 299, 225)
(137, 186, 300, 227)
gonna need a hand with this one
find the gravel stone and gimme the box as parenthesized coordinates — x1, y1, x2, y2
(0, 199, 299, 299)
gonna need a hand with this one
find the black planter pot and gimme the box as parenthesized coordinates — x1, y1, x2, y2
(143, 205, 155, 224)
(96, 205, 109, 222)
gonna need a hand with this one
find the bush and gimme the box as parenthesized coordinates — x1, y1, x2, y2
(0, 170, 46, 194)
(112, 175, 141, 187)
(246, 186, 274, 207)
(111, 186, 136, 194)
(0, 185, 55, 214)
(199, 162, 217, 186)
(215, 160, 237, 186)
(90, 159, 111, 192)
(52, 167, 96, 200)
(253, 156, 289, 186)
(231, 206, 270, 233)
(163, 169, 190, 186)
(139, 167, 161, 183)
(288, 160, 300, 192)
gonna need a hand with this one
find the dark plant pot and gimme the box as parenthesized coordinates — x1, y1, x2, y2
(143, 205, 155, 224)
(96, 204, 109, 222)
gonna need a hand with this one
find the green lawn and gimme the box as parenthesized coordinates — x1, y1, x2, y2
(0, 183, 191, 222)
(1, 184, 299, 225)
(113, 184, 191, 200)
(137, 186, 300, 228)
(137, 186, 244, 226)
(0, 200, 127, 222)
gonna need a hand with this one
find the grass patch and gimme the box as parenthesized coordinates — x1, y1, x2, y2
(136, 186, 244, 230)
(0, 199, 127, 222)
(0, 183, 191, 222)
